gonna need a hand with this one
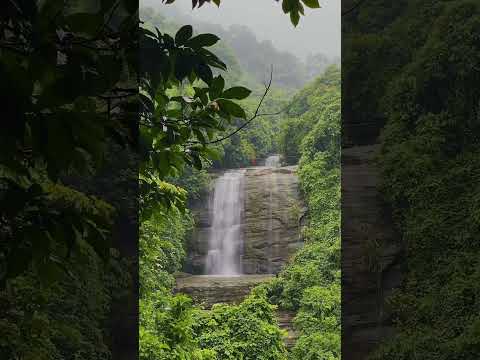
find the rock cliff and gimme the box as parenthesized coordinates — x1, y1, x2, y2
(341, 145, 404, 359)
(185, 165, 304, 275)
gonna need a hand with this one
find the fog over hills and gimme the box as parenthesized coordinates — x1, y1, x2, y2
(141, 0, 340, 61)
(141, 1, 340, 88)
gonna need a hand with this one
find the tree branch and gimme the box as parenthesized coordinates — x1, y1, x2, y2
(202, 66, 274, 145)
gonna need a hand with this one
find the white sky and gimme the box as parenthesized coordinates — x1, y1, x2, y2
(142, 0, 341, 60)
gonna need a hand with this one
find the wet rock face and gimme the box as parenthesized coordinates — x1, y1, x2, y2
(174, 274, 274, 308)
(185, 165, 304, 275)
(243, 165, 304, 274)
(341, 145, 404, 359)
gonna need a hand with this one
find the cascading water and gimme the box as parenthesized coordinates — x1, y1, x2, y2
(206, 170, 246, 275)
(265, 154, 281, 168)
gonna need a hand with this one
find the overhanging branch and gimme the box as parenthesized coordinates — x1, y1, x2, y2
(201, 66, 275, 145)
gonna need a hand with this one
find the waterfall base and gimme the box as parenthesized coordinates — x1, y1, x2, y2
(174, 273, 298, 348)
(175, 274, 273, 308)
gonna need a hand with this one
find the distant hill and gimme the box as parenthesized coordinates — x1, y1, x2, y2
(140, 6, 338, 90)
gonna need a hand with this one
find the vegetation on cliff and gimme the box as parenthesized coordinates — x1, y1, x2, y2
(269, 66, 341, 359)
(345, 0, 480, 358)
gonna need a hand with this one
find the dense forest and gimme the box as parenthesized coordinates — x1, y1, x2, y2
(8, 1, 477, 359)
(2, 1, 337, 359)
(139, 5, 340, 360)
(1, 2, 138, 358)
(344, 0, 480, 359)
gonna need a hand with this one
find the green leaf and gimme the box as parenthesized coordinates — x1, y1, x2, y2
(192, 153, 202, 169)
(175, 53, 195, 81)
(209, 75, 225, 99)
(196, 63, 213, 85)
(290, 11, 300, 26)
(222, 86, 251, 100)
(282, 0, 292, 13)
(65, 13, 104, 36)
(175, 25, 193, 45)
(186, 33, 220, 48)
(302, 0, 320, 8)
(217, 99, 246, 118)
(205, 147, 221, 160)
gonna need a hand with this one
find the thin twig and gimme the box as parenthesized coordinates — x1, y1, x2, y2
(98, 93, 137, 100)
(202, 66, 274, 145)
(342, 0, 368, 17)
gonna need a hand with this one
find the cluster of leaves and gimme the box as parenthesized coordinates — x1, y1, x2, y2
(162, 0, 321, 27)
(261, 66, 341, 359)
(139, 202, 208, 360)
(213, 88, 290, 168)
(138, 22, 254, 217)
(1, 0, 137, 286)
(361, 1, 480, 359)
(195, 289, 288, 360)
(1, 1, 137, 358)
(1, 240, 129, 359)
(145, 7, 336, 90)
(141, 10, 292, 170)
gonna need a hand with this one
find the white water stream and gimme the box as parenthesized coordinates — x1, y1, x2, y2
(265, 154, 281, 167)
(205, 155, 281, 275)
(205, 169, 246, 275)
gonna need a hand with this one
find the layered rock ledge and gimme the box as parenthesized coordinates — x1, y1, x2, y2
(174, 274, 298, 348)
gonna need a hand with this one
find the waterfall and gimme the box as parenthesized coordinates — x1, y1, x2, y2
(206, 170, 246, 275)
(265, 154, 281, 168)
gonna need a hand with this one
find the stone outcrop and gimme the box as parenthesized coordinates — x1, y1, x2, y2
(175, 274, 298, 348)
(185, 165, 304, 275)
(341, 145, 404, 359)
(175, 274, 274, 308)
(243, 165, 304, 274)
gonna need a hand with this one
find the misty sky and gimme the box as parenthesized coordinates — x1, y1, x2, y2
(142, 0, 340, 60)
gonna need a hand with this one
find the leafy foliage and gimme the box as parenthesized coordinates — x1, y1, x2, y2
(195, 290, 288, 360)
(141, 11, 298, 170)
(162, 0, 320, 27)
(143, 8, 336, 90)
(1, 1, 137, 358)
(263, 66, 341, 359)
(1, 0, 137, 285)
(278, 66, 341, 164)
(344, 0, 480, 358)
(364, 1, 480, 359)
